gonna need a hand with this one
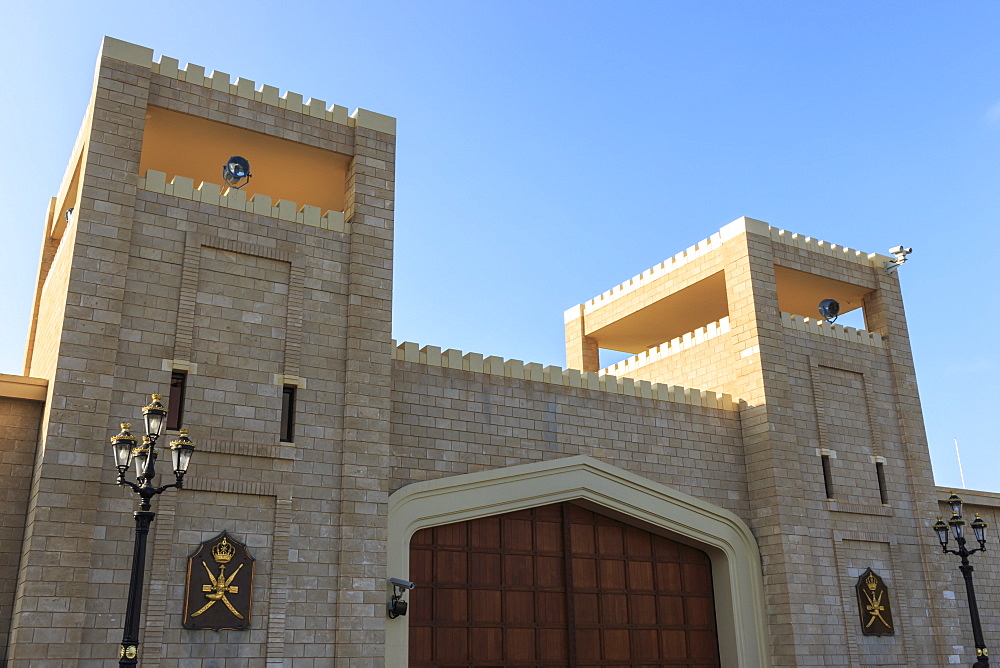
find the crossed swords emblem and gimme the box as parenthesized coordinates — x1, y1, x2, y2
(190, 560, 245, 619)
(863, 588, 890, 629)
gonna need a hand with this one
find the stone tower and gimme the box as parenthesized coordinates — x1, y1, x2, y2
(565, 217, 952, 665)
(12, 36, 396, 665)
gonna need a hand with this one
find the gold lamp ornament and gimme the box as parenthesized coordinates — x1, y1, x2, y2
(108, 393, 195, 667)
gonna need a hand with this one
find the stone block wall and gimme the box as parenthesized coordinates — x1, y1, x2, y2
(608, 332, 737, 398)
(4, 34, 986, 668)
(9, 36, 396, 667)
(0, 396, 43, 665)
(390, 359, 749, 523)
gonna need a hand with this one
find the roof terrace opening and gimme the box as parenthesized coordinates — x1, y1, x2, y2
(774, 265, 871, 325)
(139, 106, 350, 213)
(589, 271, 729, 354)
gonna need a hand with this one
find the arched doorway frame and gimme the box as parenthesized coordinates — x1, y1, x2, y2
(387, 455, 772, 667)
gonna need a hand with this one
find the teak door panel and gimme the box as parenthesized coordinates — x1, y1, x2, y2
(409, 502, 720, 667)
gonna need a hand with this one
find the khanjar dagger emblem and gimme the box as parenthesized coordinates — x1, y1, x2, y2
(856, 568, 894, 636)
(183, 532, 254, 630)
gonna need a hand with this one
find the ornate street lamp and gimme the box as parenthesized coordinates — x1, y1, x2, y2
(109, 394, 195, 666)
(933, 492, 990, 668)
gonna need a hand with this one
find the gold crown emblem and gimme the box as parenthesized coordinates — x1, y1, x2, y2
(212, 537, 236, 564)
(865, 572, 879, 591)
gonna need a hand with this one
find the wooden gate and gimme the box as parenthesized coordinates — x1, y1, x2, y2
(408, 502, 720, 667)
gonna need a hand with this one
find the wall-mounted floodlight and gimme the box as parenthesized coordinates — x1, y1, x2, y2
(65, 207, 74, 222)
(818, 299, 840, 323)
(222, 156, 252, 189)
(387, 577, 414, 619)
(883, 245, 912, 275)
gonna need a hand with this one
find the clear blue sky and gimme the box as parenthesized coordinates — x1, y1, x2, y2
(1, 2, 997, 491)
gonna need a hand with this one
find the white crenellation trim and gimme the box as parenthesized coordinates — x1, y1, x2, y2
(601, 317, 730, 376)
(392, 340, 737, 411)
(575, 231, 725, 318)
(99, 36, 395, 134)
(139, 171, 348, 233)
(781, 312, 884, 348)
(567, 216, 893, 320)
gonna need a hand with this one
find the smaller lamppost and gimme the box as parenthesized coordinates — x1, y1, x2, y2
(933, 492, 990, 668)
(109, 395, 195, 666)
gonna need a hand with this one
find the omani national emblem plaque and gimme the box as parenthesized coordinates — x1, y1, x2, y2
(856, 567, 894, 636)
(183, 532, 255, 630)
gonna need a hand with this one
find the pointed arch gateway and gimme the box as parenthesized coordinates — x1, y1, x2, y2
(387, 456, 771, 667)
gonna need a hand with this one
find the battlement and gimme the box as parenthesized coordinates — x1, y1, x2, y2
(720, 216, 892, 267)
(573, 217, 893, 320)
(764, 224, 891, 267)
(100, 37, 395, 134)
(575, 230, 725, 318)
(138, 170, 348, 233)
(393, 341, 737, 410)
(780, 312, 884, 348)
(601, 317, 731, 376)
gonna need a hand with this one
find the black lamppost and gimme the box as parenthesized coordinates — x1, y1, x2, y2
(933, 492, 990, 668)
(109, 394, 195, 666)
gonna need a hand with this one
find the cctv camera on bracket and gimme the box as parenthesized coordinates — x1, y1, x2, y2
(388, 578, 414, 619)
(884, 246, 913, 275)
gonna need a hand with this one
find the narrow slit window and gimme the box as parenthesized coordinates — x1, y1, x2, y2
(821, 454, 834, 499)
(876, 461, 889, 504)
(167, 371, 187, 431)
(280, 386, 296, 443)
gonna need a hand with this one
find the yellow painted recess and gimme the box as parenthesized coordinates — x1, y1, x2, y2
(0, 374, 47, 401)
(139, 171, 347, 233)
(587, 271, 729, 354)
(140, 106, 349, 214)
(391, 341, 737, 410)
(603, 317, 731, 375)
(775, 265, 870, 319)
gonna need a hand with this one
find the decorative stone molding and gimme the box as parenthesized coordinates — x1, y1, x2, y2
(387, 456, 771, 668)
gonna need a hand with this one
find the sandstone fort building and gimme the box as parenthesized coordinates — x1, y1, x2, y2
(0, 36, 996, 667)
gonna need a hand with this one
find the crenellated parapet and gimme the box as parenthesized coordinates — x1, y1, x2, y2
(576, 217, 893, 320)
(765, 224, 891, 267)
(602, 317, 731, 375)
(780, 312, 885, 347)
(138, 170, 348, 232)
(101, 37, 394, 133)
(393, 341, 738, 410)
(579, 230, 725, 316)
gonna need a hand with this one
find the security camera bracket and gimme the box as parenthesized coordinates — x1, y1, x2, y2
(387, 577, 415, 619)
(883, 246, 913, 275)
